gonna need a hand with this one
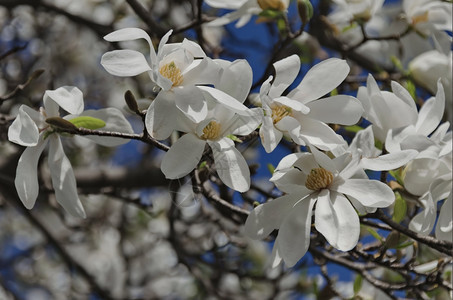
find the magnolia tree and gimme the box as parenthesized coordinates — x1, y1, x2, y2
(0, 0, 452, 299)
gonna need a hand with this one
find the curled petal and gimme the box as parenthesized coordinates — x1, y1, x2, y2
(44, 86, 84, 116)
(8, 105, 40, 146)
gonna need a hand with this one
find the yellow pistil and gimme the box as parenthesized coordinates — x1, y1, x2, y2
(159, 61, 183, 86)
(257, 0, 286, 11)
(305, 168, 334, 191)
(270, 104, 292, 124)
(201, 121, 222, 140)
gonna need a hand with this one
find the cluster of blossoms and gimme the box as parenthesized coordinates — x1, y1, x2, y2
(7, 0, 452, 269)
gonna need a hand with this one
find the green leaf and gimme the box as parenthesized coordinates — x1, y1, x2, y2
(353, 274, 363, 295)
(267, 163, 275, 175)
(396, 240, 414, 249)
(198, 161, 207, 170)
(68, 116, 106, 130)
(366, 227, 383, 242)
(391, 55, 404, 72)
(330, 88, 338, 96)
(392, 192, 407, 223)
(405, 79, 417, 101)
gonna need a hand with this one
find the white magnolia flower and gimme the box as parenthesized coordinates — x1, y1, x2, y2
(101, 28, 252, 139)
(160, 103, 261, 192)
(357, 74, 419, 142)
(328, 0, 384, 24)
(8, 86, 133, 217)
(244, 146, 395, 267)
(205, 0, 290, 28)
(334, 125, 418, 171)
(409, 50, 453, 124)
(403, 0, 452, 34)
(259, 54, 363, 153)
(409, 173, 452, 242)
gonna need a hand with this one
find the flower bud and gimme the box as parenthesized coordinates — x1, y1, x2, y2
(45, 117, 78, 132)
(258, 0, 286, 11)
(298, 0, 313, 25)
(124, 90, 140, 114)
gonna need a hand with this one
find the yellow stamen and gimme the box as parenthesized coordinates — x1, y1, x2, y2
(271, 104, 292, 124)
(159, 61, 183, 86)
(201, 121, 222, 140)
(305, 168, 334, 191)
(257, 0, 286, 11)
(412, 12, 429, 25)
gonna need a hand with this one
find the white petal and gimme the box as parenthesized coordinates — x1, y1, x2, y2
(415, 80, 445, 136)
(289, 58, 349, 103)
(297, 117, 346, 151)
(44, 86, 84, 115)
(273, 97, 310, 114)
(332, 179, 395, 207)
(403, 158, 450, 196)
(306, 95, 363, 125)
(214, 59, 253, 103)
(361, 150, 418, 171)
(198, 86, 252, 115)
(209, 138, 250, 192)
(48, 137, 86, 218)
(161, 133, 205, 179)
(276, 195, 316, 267)
(75, 108, 134, 146)
(259, 115, 283, 153)
(145, 94, 182, 140)
(244, 193, 302, 239)
(101, 50, 152, 77)
(173, 86, 208, 123)
(104, 27, 152, 45)
(315, 190, 360, 251)
(409, 193, 436, 235)
(226, 108, 262, 136)
(269, 54, 300, 99)
(275, 116, 303, 144)
(308, 143, 338, 173)
(14, 136, 47, 209)
(436, 193, 452, 242)
(8, 105, 40, 146)
(391, 81, 417, 113)
(349, 126, 378, 157)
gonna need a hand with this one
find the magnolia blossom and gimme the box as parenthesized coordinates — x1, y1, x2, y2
(402, 0, 452, 34)
(409, 50, 452, 124)
(160, 102, 261, 192)
(409, 173, 452, 242)
(258, 54, 363, 153)
(357, 74, 419, 142)
(8, 86, 133, 218)
(205, 0, 290, 28)
(328, 0, 384, 24)
(244, 146, 395, 267)
(101, 28, 252, 140)
(334, 126, 418, 172)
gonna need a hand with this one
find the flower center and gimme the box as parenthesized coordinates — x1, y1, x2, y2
(159, 61, 183, 86)
(305, 168, 334, 191)
(201, 121, 222, 140)
(271, 104, 292, 124)
(257, 0, 286, 11)
(412, 12, 429, 25)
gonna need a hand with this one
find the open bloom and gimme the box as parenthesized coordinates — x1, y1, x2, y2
(205, 0, 290, 28)
(8, 86, 133, 217)
(403, 0, 452, 34)
(357, 74, 419, 142)
(160, 103, 261, 192)
(101, 28, 252, 139)
(244, 146, 395, 267)
(328, 0, 384, 24)
(258, 54, 363, 152)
